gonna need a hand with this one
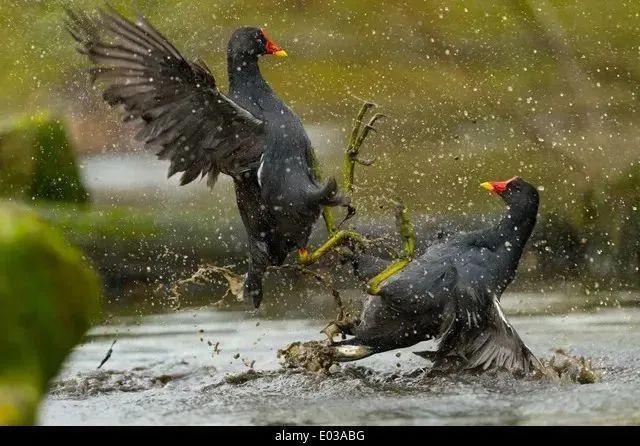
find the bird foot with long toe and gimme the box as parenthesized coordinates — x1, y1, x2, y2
(343, 100, 385, 195)
(309, 99, 383, 252)
(297, 229, 369, 266)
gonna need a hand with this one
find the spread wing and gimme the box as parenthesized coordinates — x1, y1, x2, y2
(440, 286, 541, 373)
(437, 259, 540, 373)
(65, 7, 264, 186)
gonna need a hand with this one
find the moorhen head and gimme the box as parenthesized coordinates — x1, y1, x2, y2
(481, 176, 539, 216)
(227, 27, 287, 61)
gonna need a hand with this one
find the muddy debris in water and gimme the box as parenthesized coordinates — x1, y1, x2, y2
(276, 341, 602, 384)
(151, 373, 188, 386)
(535, 349, 602, 384)
(163, 264, 245, 310)
(278, 341, 337, 374)
(49, 369, 192, 397)
(242, 358, 256, 369)
(224, 369, 266, 385)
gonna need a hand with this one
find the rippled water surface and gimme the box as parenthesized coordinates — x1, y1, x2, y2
(40, 292, 640, 425)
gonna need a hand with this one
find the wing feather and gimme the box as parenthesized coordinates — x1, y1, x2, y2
(66, 7, 264, 185)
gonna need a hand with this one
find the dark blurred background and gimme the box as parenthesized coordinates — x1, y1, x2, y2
(1, 0, 639, 315)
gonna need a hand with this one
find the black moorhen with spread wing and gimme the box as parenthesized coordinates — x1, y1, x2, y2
(66, 8, 345, 308)
(336, 177, 541, 373)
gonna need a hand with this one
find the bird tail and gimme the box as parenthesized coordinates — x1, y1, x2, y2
(307, 177, 349, 207)
(430, 292, 542, 374)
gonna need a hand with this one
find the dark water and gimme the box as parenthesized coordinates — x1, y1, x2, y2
(40, 291, 640, 425)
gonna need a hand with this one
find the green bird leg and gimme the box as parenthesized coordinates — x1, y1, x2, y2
(322, 206, 337, 235)
(298, 229, 368, 266)
(298, 99, 383, 265)
(367, 200, 416, 295)
(343, 101, 384, 195)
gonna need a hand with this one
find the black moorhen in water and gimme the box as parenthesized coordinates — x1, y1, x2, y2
(66, 8, 346, 308)
(336, 177, 541, 373)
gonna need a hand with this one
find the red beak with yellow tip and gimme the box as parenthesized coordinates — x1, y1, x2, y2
(480, 177, 518, 194)
(262, 29, 287, 57)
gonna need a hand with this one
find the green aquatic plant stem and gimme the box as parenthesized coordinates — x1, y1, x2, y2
(367, 200, 416, 295)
